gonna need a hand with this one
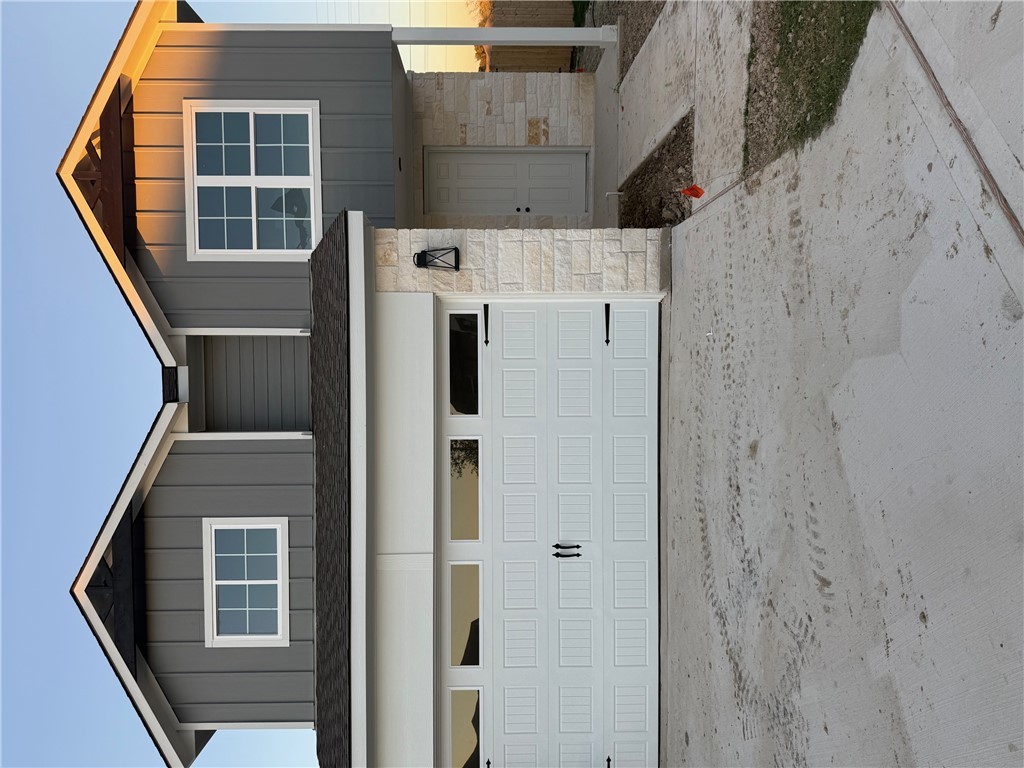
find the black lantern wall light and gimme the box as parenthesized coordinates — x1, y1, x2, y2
(413, 245, 460, 271)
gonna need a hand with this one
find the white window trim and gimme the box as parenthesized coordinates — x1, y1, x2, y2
(202, 517, 291, 648)
(183, 100, 323, 263)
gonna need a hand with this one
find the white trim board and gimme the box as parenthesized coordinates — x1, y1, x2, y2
(161, 22, 392, 33)
(393, 25, 618, 47)
(174, 431, 312, 441)
(346, 211, 371, 768)
(168, 327, 310, 336)
(438, 292, 669, 305)
(178, 722, 314, 731)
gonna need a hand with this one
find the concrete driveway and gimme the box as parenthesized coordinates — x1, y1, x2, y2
(618, 2, 1024, 765)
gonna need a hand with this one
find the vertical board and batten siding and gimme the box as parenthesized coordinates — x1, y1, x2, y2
(143, 438, 315, 724)
(130, 28, 396, 329)
(203, 336, 312, 431)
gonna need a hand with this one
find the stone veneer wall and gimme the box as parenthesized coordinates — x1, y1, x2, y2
(374, 228, 670, 294)
(411, 72, 596, 228)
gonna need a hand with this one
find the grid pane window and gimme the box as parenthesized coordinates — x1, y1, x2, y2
(195, 112, 250, 176)
(190, 104, 317, 254)
(257, 188, 313, 250)
(255, 113, 311, 176)
(197, 187, 253, 250)
(212, 526, 281, 636)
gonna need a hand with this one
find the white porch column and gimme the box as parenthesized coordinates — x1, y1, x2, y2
(392, 25, 617, 47)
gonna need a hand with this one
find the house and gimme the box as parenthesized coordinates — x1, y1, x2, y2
(62, 2, 668, 766)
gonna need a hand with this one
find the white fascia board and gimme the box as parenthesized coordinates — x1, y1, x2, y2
(174, 431, 312, 441)
(161, 22, 392, 33)
(347, 211, 371, 767)
(392, 25, 618, 47)
(70, 402, 188, 768)
(439, 292, 669, 304)
(178, 722, 314, 731)
(167, 328, 310, 336)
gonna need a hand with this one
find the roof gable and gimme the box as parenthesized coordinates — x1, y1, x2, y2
(70, 403, 214, 768)
(56, 0, 194, 368)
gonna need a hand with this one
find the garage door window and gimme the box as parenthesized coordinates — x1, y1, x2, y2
(450, 688, 482, 768)
(449, 313, 480, 416)
(450, 438, 481, 541)
(449, 563, 481, 667)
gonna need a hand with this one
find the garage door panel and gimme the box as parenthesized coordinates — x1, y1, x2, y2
(556, 309, 594, 359)
(503, 494, 539, 543)
(456, 186, 517, 204)
(426, 148, 587, 215)
(504, 742, 539, 767)
(528, 162, 574, 180)
(612, 368, 650, 417)
(611, 309, 651, 359)
(612, 492, 649, 542)
(457, 159, 519, 179)
(557, 368, 594, 418)
(503, 619, 539, 668)
(502, 309, 540, 359)
(441, 299, 657, 767)
(558, 493, 594, 543)
(528, 188, 572, 204)
(558, 740, 594, 767)
(602, 302, 659, 756)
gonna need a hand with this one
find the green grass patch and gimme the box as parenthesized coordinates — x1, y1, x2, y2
(743, 1, 877, 173)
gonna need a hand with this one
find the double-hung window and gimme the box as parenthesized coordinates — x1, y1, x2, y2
(202, 518, 290, 648)
(183, 101, 322, 261)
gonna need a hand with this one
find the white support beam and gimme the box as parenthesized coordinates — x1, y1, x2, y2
(392, 24, 617, 47)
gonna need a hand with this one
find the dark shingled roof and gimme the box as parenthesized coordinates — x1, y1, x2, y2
(310, 212, 350, 768)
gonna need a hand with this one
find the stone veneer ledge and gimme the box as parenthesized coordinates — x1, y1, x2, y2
(374, 228, 671, 294)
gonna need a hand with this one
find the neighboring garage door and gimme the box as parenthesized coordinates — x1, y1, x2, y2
(440, 300, 659, 768)
(425, 148, 588, 216)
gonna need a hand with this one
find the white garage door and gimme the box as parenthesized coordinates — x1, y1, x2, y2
(425, 148, 589, 216)
(440, 300, 659, 768)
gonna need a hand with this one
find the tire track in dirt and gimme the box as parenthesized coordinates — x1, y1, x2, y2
(685, 194, 820, 767)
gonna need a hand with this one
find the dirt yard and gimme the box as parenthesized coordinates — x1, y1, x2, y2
(661, 3, 1023, 765)
(619, 112, 693, 228)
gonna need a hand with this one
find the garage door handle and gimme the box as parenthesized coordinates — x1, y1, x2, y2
(552, 543, 581, 550)
(553, 551, 582, 558)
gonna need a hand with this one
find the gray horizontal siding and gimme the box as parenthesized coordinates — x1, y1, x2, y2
(131, 27, 395, 330)
(133, 114, 395, 149)
(146, 578, 314, 612)
(147, 611, 315, 644)
(143, 438, 315, 724)
(148, 642, 313, 674)
(146, 517, 314, 548)
(156, 29, 392, 49)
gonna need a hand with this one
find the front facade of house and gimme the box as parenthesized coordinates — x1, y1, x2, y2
(65, 3, 666, 767)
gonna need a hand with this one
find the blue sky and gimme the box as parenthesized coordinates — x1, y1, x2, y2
(0, 1, 409, 765)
